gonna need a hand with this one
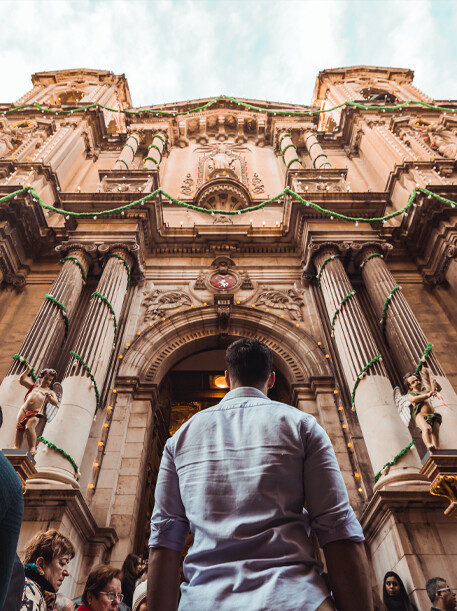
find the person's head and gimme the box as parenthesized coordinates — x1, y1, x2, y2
(81, 565, 122, 611)
(403, 372, 421, 392)
(383, 571, 414, 610)
(23, 529, 75, 592)
(426, 577, 456, 610)
(132, 580, 147, 611)
(54, 593, 74, 611)
(225, 338, 274, 391)
(121, 553, 141, 579)
(39, 368, 57, 389)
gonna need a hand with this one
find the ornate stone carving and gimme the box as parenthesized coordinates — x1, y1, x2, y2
(196, 144, 248, 188)
(254, 288, 304, 321)
(194, 272, 206, 290)
(240, 272, 253, 290)
(215, 294, 233, 334)
(143, 289, 192, 322)
(180, 173, 194, 196)
(213, 215, 233, 225)
(251, 173, 265, 194)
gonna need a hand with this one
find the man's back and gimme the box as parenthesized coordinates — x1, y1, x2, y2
(149, 387, 363, 611)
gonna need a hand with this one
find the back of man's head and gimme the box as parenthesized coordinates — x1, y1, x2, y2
(225, 338, 273, 388)
(426, 577, 447, 603)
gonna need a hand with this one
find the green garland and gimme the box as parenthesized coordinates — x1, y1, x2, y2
(152, 133, 166, 145)
(415, 342, 433, 375)
(69, 350, 100, 412)
(12, 354, 37, 382)
(373, 439, 416, 483)
(91, 291, 117, 338)
(3, 96, 457, 118)
(60, 256, 87, 282)
(360, 253, 383, 269)
(331, 290, 356, 336)
(44, 294, 69, 338)
(106, 253, 130, 289)
(38, 436, 80, 476)
(143, 156, 159, 165)
(281, 143, 296, 159)
(287, 157, 301, 169)
(278, 133, 292, 146)
(148, 143, 163, 161)
(3, 185, 457, 226)
(380, 286, 402, 338)
(116, 158, 129, 170)
(317, 254, 341, 287)
(351, 354, 383, 407)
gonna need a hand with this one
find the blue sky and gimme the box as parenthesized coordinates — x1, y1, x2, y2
(1, 0, 456, 107)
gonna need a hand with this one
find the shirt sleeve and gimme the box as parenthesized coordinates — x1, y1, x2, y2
(148, 439, 190, 553)
(299, 417, 364, 547)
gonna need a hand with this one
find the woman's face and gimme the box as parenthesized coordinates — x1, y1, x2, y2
(40, 555, 70, 591)
(385, 576, 400, 597)
(87, 578, 122, 611)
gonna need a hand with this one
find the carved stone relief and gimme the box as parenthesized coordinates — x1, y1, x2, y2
(254, 288, 304, 321)
(143, 289, 192, 322)
(251, 173, 265, 194)
(180, 173, 194, 196)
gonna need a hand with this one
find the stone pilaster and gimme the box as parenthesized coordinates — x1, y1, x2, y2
(314, 246, 423, 487)
(144, 134, 166, 170)
(0, 246, 92, 448)
(360, 245, 457, 449)
(114, 133, 140, 170)
(278, 133, 300, 170)
(304, 132, 331, 169)
(34, 245, 135, 485)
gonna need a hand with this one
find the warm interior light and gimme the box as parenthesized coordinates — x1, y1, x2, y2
(210, 374, 229, 389)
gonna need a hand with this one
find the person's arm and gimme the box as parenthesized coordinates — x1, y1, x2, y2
(45, 390, 59, 406)
(323, 539, 373, 611)
(407, 390, 433, 404)
(19, 365, 33, 390)
(147, 547, 181, 611)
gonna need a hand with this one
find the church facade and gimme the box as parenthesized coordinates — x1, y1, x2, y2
(0, 66, 456, 607)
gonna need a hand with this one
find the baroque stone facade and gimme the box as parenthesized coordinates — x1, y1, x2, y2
(0, 66, 457, 607)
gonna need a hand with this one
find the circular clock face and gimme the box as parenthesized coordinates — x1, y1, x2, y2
(210, 273, 237, 290)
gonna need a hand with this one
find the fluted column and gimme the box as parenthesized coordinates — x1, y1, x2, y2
(114, 132, 140, 170)
(278, 133, 301, 170)
(304, 131, 332, 169)
(144, 134, 166, 170)
(360, 246, 457, 449)
(34, 246, 134, 485)
(314, 247, 423, 487)
(0, 246, 91, 448)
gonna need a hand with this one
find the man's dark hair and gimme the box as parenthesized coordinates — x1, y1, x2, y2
(426, 577, 447, 603)
(225, 338, 273, 387)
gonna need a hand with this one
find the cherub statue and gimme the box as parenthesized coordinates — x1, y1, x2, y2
(14, 365, 62, 456)
(394, 365, 442, 450)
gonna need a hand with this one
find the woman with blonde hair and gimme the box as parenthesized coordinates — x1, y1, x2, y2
(21, 529, 75, 610)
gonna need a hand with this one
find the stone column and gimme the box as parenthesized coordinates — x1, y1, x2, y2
(360, 246, 457, 449)
(0, 246, 92, 448)
(34, 245, 135, 485)
(314, 246, 423, 487)
(304, 132, 332, 169)
(144, 134, 165, 170)
(278, 133, 301, 170)
(114, 133, 140, 170)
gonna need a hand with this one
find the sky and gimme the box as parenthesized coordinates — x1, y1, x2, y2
(1, 0, 457, 108)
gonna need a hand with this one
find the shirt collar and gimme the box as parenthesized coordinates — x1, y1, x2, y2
(220, 387, 269, 402)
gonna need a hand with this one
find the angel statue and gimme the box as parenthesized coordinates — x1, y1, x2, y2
(14, 364, 62, 456)
(394, 364, 442, 450)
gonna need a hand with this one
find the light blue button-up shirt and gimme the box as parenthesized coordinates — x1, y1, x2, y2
(149, 387, 364, 611)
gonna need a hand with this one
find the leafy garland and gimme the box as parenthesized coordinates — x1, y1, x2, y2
(106, 253, 130, 289)
(91, 291, 117, 339)
(69, 350, 100, 412)
(331, 290, 356, 336)
(360, 253, 383, 269)
(317, 254, 341, 287)
(44, 294, 69, 338)
(351, 354, 383, 408)
(3, 96, 457, 118)
(38, 436, 80, 476)
(12, 354, 37, 382)
(373, 439, 416, 483)
(380, 286, 402, 338)
(152, 133, 165, 145)
(415, 342, 433, 375)
(60, 256, 87, 282)
(2, 185, 456, 225)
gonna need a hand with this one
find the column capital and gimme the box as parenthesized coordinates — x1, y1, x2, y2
(98, 241, 144, 282)
(354, 241, 393, 268)
(55, 242, 97, 260)
(302, 241, 350, 283)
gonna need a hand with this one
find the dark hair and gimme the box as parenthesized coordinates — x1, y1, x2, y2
(426, 577, 447, 603)
(23, 529, 75, 565)
(82, 565, 121, 605)
(383, 571, 414, 611)
(403, 372, 418, 391)
(121, 553, 141, 579)
(39, 369, 57, 382)
(225, 338, 273, 387)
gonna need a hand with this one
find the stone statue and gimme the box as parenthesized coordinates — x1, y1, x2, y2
(14, 365, 60, 456)
(427, 124, 457, 160)
(208, 145, 236, 171)
(394, 364, 442, 450)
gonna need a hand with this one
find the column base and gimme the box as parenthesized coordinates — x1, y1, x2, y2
(374, 466, 430, 491)
(28, 466, 79, 489)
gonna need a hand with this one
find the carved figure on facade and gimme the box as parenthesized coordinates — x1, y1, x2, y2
(251, 173, 265, 194)
(194, 272, 206, 290)
(0, 119, 36, 160)
(143, 289, 192, 322)
(254, 288, 304, 321)
(213, 215, 233, 225)
(14, 364, 62, 456)
(408, 119, 457, 160)
(394, 365, 443, 450)
(196, 144, 248, 189)
(180, 173, 194, 196)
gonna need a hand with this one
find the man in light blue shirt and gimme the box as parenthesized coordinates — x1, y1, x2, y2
(148, 338, 373, 611)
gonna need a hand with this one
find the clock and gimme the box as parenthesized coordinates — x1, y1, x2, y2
(210, 273, 237, 290)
